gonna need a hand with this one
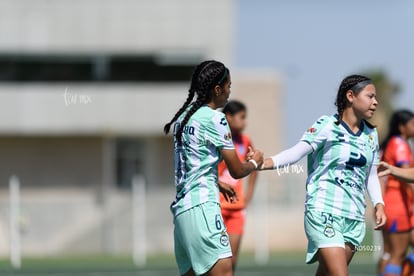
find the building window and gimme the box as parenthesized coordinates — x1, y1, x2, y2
(0, 54, 199, 82)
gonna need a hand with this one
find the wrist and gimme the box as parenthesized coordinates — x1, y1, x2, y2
(248, 159, 258, 169)
(375, 203, 384, 210)
(390, 167, 396, 177)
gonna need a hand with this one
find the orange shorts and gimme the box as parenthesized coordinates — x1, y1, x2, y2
(384, 188, 414, 233)
(221, 208, 246, 236)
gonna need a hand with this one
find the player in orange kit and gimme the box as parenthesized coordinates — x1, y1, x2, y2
(218, 100, 257, 271)
(379, 110, 414, 276)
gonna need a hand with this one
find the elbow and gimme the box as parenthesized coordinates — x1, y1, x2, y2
(228, 167, 247, 179)
(229, 170, 244, 179)
(227, 161, 253, 179)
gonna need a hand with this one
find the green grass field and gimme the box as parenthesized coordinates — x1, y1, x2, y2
(0, 252, 378, 276)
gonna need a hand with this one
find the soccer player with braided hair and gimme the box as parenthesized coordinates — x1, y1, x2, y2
(257, 75, 386, 276)
(164, 60, 263, 276)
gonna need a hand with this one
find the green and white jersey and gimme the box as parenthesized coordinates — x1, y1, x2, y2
(301, 115, 380, 221)
(171, 105, 234, 217)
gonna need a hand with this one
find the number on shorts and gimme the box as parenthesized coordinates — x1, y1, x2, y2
(215, 214, 222, 230)
(321, 212, 333, 224)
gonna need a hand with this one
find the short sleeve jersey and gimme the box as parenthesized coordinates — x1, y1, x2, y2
(171, 105, 234, 217)
(301, 115, 380, 221)
(383, 136, 414, 189)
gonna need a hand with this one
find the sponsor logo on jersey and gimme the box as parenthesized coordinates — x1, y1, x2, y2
(308, 127, 317, 134)
(224, 132, 232, 141)
(323, 225, 335, 238)
(335, 176, 363, 192)
(345, 151, 367, 170)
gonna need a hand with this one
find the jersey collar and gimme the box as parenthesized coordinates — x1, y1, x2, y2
(334, 114, 364, 137)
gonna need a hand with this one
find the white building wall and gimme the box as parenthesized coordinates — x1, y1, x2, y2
(0, 84, 188, 135)
(0, 0, 235, 64)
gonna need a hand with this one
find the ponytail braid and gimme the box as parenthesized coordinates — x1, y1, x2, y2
(176, 63, 228, 144)
(163, 89, 195, 134)
(163, 60, 229, 145)
(163, 60, 215, 134)
(176, 92, 208, 143)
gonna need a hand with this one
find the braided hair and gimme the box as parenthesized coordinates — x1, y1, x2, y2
(335, 74, 374, 128)
(163, 60, 229, 144)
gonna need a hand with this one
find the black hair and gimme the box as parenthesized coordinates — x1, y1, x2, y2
(222, 100, 246, 115)
(335, 74, 375, 128)
(163, 60, 230, 144)
(381, 109, 414, 150)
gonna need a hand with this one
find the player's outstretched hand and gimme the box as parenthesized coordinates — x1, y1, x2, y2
(374, 203, 386, 230)
(378, 161, 393, 178)
(219, 182, 239, 204)
(247, 146, 264, 169)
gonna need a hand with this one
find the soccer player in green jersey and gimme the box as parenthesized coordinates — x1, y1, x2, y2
(164, 60, 263, 276)
(259, 75, 386, 276)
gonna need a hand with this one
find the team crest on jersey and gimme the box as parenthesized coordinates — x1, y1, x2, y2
(368, 134, 376, 151)
(224, 132, 232, 141)
(220, 231, 229, 246)
(323, 225, 335, 238)
(307, 127, 317, 134)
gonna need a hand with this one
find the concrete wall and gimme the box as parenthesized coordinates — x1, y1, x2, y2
(232, 70, 284, 155)
(0, 0, 234, 64)
(0, 137, 102, 188)
(230, 71, 291, 192)
(0, 84, 187, 135)
(0, 135, 174, 189)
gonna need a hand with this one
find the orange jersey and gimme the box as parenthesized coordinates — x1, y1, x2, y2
(383, 136, 414, 188)
(383, 136, 414, 232)
(219, 134, 253, 210)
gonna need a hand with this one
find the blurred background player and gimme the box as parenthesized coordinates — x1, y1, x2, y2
(258, 75, 386, 276)
(218, 100, 258, 271)
(164, 60, 263, 276)
(378, 110, 414, 276)
(379, 163, 414, 183)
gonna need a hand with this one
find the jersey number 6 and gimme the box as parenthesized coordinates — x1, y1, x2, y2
(215, 214, 222, 230)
